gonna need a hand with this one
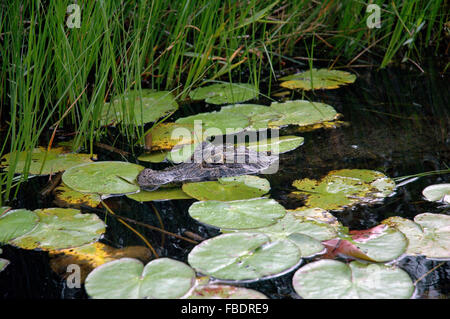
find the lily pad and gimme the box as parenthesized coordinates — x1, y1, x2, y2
(382, 213, 450, 259)
(188, 198, 285, 230)
(182, 175, 270, 201)
(146, 122, 201, 151)
(189, 83, 259, 105)
(101, 90, 178, 126)
(137, 151, 168, 163)
(85, 257, 195, 299)
(268, 100, 338, 128)
(187, 284, 268, 299)
(422, 184, 450, 204)
(322, 224, 407, 262)
(0, 257, 9, 273)
(220, 104, 280, 130)
(176, 111, 249, 136)
(0, 209, 39, 243)
(188, 232, 301, 282)
(49, 243, 151, 282)
(11, 208, 106, 251)
(292, 260, 414, 299)
(0, 147, 94, 175)
(280, 68, 356, 90)
(53, 183, 101, 208)
(62, 161, 144, 195)
(126, 188, 192, 202)
(239, 135, 304, 154)
(291, 169, 396, 211)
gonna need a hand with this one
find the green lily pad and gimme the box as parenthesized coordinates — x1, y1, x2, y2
(182, 175, 270, 201)
(422, 184, 450, 204)
(0, 209, 39, 243)
(176, 111, 249, 137)
(292, 260, 414, 299)
(189, 83, 259, 105)
(382, 213, 450, 259)
(101, 90, 178, 126)
(239, 135, 304, 154)
(53, 183, 101, 208)
(167, 143, 198, 163)
(188, 198, 285, 230)
(323, 224, 407, 262)
(85, 257, 195, 299)
(126, 188, 192, 202)
(188, 233, 301, 281)
(187, 284, 268, 299)
(146, 122, 201, 151)
(11, 208, 106, 251)
(280, 68, 356, 90)
(62, 161, 144, 195)
(0, 249, 9, 273)
(220, 104, 280, 130)
(137, 151, 168, 163)
(291, 169, 396, 211)
(0, 147, 94, 175)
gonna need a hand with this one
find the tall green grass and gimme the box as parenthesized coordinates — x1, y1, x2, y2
(0, 0, 447, 204)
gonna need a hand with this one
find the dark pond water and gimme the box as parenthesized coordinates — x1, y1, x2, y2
(1, 61, 449, 299)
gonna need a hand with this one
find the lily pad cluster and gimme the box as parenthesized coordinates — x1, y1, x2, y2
(280, 68, 356, 90)
(0, 208, 105, 251)
(291, 169, 396, 211)
(101, 89, 178, 126)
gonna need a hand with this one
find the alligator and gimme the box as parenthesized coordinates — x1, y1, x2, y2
(137, 142, 278, 191)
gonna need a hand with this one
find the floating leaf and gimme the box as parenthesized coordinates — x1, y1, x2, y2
(49, 243, 151, 282)
(137, 151, 168, 163)
(0, 147, 94, 175)
(127, 188, 192, 202)
(292, 260, 414, 299)
(280, 68, 356, 90)
(62, 161, 144, 195)
(11, 208, 106, 251)
(189, 198, 285, 230)
(422, 184, 450, 204)
(322, 224, 407, 262)
(187, 284, 267, 299)
(85, 258, 195, 299)
(268, 100, 338, 128)
(0, 209, 38, 243)
(0, 248, 9, 273)
(239, 135, 304, 154)
(53, 183, 101, 208)
(220, 104, 280, 130)
(166, 143, 198, 163)
(382, 213, 450, 259)
(182, 175, 270, 201)
(291, 169, 396, 211)
(101, 90, 178, 126)
(176, 110, 249, 136)
(146, 122, 201, 151)
(188, 233, 301, 282)
(189, 83, 259, 105)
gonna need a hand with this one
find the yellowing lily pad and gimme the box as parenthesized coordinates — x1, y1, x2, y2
(188, 233, 301, 282)
(187, 284, 268, 299)
(422, 184, 450, 204)
(10, 208, 106, 251)
(0, 147, 94, 175)
(291, 169, 396, 211)
(53, 183, 101, 208)
(280, 68, 356, 90)
(126, 188, 192, 202)
(0, 209, 39, 243)
(62, 161, 144, 195)
(188, 198, 285, 230)
(292, 260, 414, 299)
(85, 258, 196, 299)
(101, 89, 178, 126)
(268, 100, 338, 128)
(189, 83, 259, 105)
(182, 175, 270, 201)
(382, 213, 450, 259)
(49, 243, 151, 282)
(146, 122, 201, 151)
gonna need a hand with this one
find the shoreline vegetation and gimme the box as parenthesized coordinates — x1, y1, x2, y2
(0, 0, 448, 204)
